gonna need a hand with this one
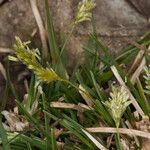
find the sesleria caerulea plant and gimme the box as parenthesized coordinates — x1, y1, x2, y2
(2, 0, 150, 149)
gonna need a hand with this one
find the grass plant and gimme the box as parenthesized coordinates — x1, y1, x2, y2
(0, 0, 150, 149)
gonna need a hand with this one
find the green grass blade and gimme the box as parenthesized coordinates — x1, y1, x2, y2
(45, 0, 67, 78)
(25, 75, 36, 111)
(94, 100, 114, 126)
(136, 78, 150, 116)
(90, 71, 104, 101)
(26, 142, 32, 150)
(44, 111, 96, 149)
(20, 135, 46, 150)
(42, 92, 51, 150)
(45, 0, 59, 62)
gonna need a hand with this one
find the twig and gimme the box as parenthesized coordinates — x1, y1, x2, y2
(111, 65, 145, 116)
(86, 127, 150, 139)
(30, 0, 48, 56)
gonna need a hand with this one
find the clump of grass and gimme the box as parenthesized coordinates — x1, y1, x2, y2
(1, 0, 150, 150)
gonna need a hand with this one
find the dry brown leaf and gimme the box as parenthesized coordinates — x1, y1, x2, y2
(136, 115, 150, 132)
(2, 110, 29, 131)
(54, 128, 63, 139)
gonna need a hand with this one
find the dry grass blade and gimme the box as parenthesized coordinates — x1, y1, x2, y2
(130, 57, 146, 84)
(50, 102, 92, 111)
(29, 99, 38, 114)
(17, 70, 30, 81)
(125, 39, 145, 77)
(82, 129, 107, 150)
(111, 65, 144, 116)
(0, 62, 6, 80)
(86, 127, 150, 139)
(79, 85, 94, 107)
(127, 48, 145, 77)
(0, 47, 14, 53)
(30, 0, 48, 56)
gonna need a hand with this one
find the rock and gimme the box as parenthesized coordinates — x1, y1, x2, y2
(126, 0, 150, 20)
(0, 0, 149, 56)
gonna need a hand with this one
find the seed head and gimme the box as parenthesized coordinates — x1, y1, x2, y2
(105, 86, 131, 128)
(75, 0, 96, 24)
(11, 37, 61, 83)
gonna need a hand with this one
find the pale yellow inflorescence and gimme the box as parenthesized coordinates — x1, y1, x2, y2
(105, 86, 131, 128)
(11, 37, 61, 83)
(75, 0, 96, 24)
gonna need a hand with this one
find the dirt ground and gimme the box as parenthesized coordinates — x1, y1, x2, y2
(0, 0, 150, 108)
